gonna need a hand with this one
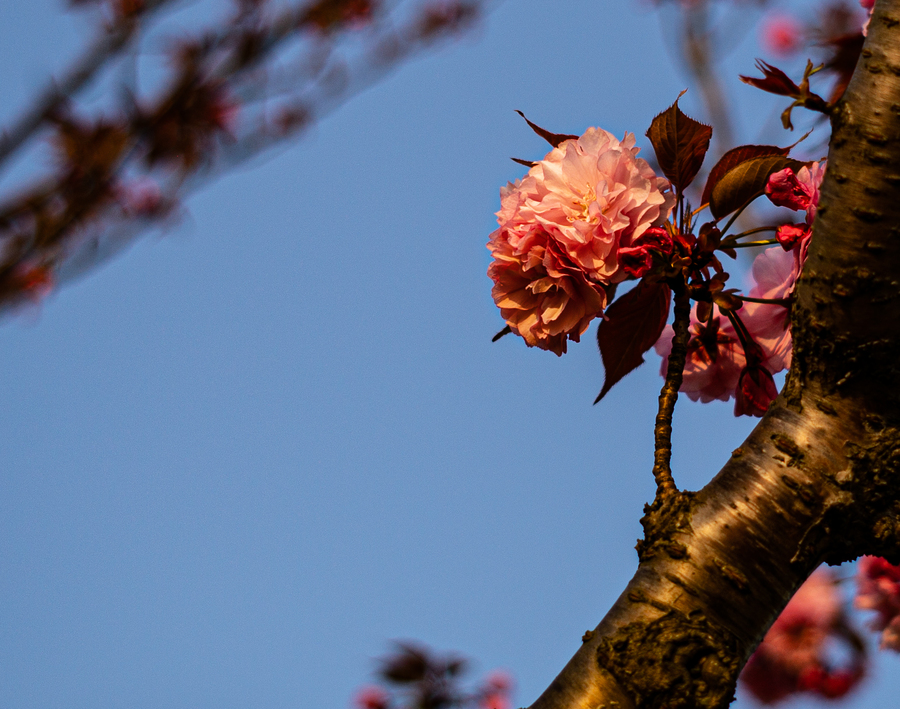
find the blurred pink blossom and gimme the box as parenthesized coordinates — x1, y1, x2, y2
(741, 568, 865, 704)
(353, 685, 390, 709)
(488, 127, 674, 354)
(655, 307, 745, 404)
(761, 13, 803, 57)
(855, 555, 900, 651)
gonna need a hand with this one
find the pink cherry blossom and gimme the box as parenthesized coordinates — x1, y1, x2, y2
(488, 127, 674, 354)
(655, 253, 793, 415)
(741, 568, 866, 704)
(775, 223, 808, 250)
(655, 307, 746, 404)
(741, 246, 796, 373)
(761, 13, 803, 57)
(488, 225, 608, 356)
(855, 555, 900, 651)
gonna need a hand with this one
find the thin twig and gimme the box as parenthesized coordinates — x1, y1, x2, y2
(0, 0, 176, 170)
(729, 239, 779, 248)
(653, 287, 691, 498)
(737, 295, 792, 306)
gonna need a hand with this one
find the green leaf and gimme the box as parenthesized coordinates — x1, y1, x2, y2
(595, 281, 671, 404)
(709, 155, 806, 221)
(646, 95, 712, 193)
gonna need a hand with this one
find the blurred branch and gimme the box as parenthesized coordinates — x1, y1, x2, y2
(0, 0, 177, 169)
(0, 0, 493, 312)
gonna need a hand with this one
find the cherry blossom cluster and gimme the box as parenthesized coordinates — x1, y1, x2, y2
(740, 568, 866, 704)
(487, 128, 674, 355)
(656, 162, 823, 415)
(736, 556, 900, 704)
(854, 555, 900, 651)
(353, 643, 513, 709)
(486, 102, 826, 416)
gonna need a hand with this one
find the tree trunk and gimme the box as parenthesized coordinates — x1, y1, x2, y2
(528, 2, 900, 707)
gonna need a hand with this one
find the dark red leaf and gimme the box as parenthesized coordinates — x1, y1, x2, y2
(709, 155, 806, 220)
(515, 110, 578, 148)
(595, 281, 672, 404)
(510, 157, 536, 168)
(379, 643, 431, 684)
(740, 60, 800, 97)
(701, 144, 791, 207)
(645, 95, 712, 193)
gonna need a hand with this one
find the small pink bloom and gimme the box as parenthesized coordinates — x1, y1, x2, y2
(775, 223, 809, 250)
(488, 226, 607, 356)
(761, 13, 804, 57)
(488, 127, 674, 353)
(765, 168, 813, 212)
(765, 161, 825, 225)
(7, 262, 54, 302)
(353, 685, 390, 709)
(655, 307, 746, 404)
(741, 246, 797, 374)
(483, 670, 513, 693)
(855, 555, 900, 651)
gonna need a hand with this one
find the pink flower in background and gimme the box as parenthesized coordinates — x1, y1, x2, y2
(479, 670, 513, 709)
(761, 13, 803, 57)
(655, 307, 746, 403)
(354, 685, 390, 709)
(488, 127, 674, 354)
(855, 555, 900, 651)
(741, 568, 866, 704)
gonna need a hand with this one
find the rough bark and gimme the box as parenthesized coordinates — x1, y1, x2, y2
(528, 2, 900, 708)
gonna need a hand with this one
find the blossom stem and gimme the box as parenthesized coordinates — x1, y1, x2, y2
(737, 295, 792, 306)
(719, 200, 753, 238)
(652, 286, 691, 497)
(719, 226, 779, 249)
(728, 239, 780, 248)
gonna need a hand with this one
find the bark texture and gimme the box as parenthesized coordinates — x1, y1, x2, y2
(529, 3, 900, 708)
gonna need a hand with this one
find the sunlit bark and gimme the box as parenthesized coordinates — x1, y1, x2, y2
(530, 2, 900, 707)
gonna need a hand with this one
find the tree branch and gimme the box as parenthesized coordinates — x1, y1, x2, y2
(528, 2, 900, 707)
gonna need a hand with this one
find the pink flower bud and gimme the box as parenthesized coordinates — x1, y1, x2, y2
(734, 365, 777, 417)
(775, 223, 809, 250)
(765, 168, 812, 212)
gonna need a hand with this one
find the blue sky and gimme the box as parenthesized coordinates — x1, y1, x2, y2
(0, 1, 895, 708)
